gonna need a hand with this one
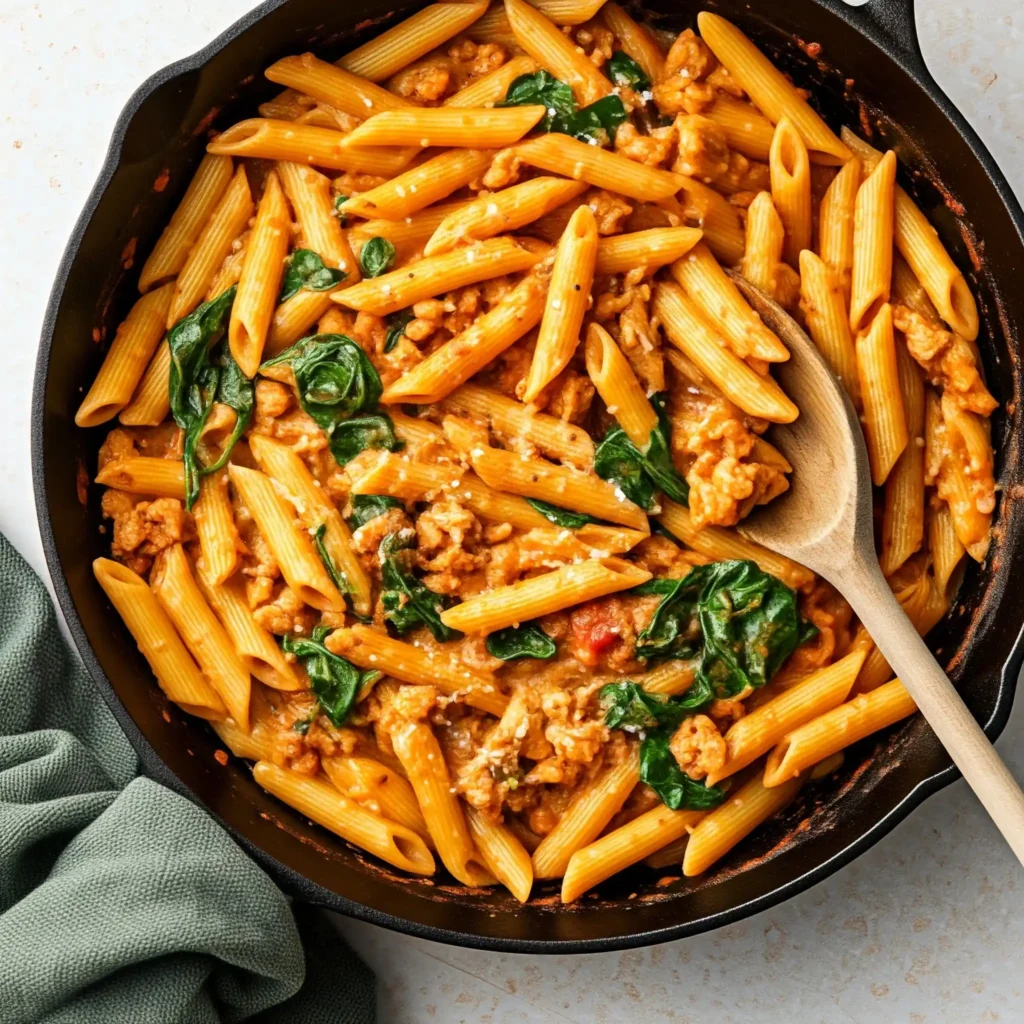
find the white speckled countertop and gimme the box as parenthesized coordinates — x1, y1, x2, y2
(3, 2, 1021, 1020)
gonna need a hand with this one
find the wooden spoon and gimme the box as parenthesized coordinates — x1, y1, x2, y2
(729, 273, 1024, 864)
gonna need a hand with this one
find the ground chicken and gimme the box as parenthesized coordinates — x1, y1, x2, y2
(415, 496, 486, 594)
(673, 114, 770, 194)
(532, 368, 596, 424)
(351, 506, 415, 557)
(253, 379, 293, 426)
(404, 299, 446, 343)
(253, 583, 318, 636)
(333, 172, 388, 196)
(573, 23, 615, 67)
(447, 40, 507, 82)
(893, 304, 996, 416)
(481, 148, 522, 190)
(669, 714, 726, 780)
(614, 122, 675, 169)
(652, 29, 718, 116)
(103, 495, 189, 576)
(388, 58, 452, 104)
(97, 428, 137, 469)
(584, 189, 634, 235)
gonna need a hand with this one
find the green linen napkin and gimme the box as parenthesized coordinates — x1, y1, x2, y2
(0, 533, 375, 1024)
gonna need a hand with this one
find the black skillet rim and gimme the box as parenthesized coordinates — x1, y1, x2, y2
(30, 0, 1024, 952)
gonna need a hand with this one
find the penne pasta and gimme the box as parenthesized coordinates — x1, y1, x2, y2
(769, 117, 812, 266)
(600, 2, 665, 83)
(265, 289, 336, 356)
(465, 806, 534, 903)
(265, 53, 411, 118)
(76, 283, 174, 427)
(341, 106, 545, 149)
(119, 341, 172, 426)
(322, 755, 431, 843)
(94, 456, 185, 499)
(930, 504, 966, 596)
(850, 150, 897, 334)
(697, 12, 851, 163)
(444, 55, 540, 107)
(138, 154, 234, 293)
(705, 95, 776, 161)
(333, 237, 544, 317)
(856, 303, 908, 486)
(253, 761, 436, 874)
(522, 205, 597, 402)
(439, 558, 652, 636)
(192, 468, 239, 587)
(818, 157, 861, 303)
(594, 226, 703, 276)
(93, 558, 226, 719)
(741, 191, 785, 299)
(584, 323, 657, 448)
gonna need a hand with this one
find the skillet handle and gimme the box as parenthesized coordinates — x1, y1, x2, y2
(836, 0, 931, 82)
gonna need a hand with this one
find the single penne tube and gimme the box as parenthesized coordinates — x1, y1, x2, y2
(439, 558, 652, 636)
(468, 5, 517, 44)
(338, 2, 488, 82)
(856, 302, 908, 486)
(322, 755, 431, 843)
(150, 543, 251, 729)
(265, 53, 412, 118)
(839, 128, 978, 340)
(167, 165, 252, 327)
(669, 243, 789, 363)
(683, 768, 805, 876)
(643, 834, 689, 870)
(206, 233, 249, 299)
(381, 269, 548, 404)
(94, 456, 185, 499)
(764, 679, 917, 786)
(533, 0, 608, 24)
(93, 558, 226, 719)
(465, 806, 534, 903)
(341, 106, 545, 149)
(561, 803, 705, 902)
(334, 238, 543, 316)
(880, 341, 926, 576)
(265, 289, 336, 356)
(657, 498, 814, 590)
(849, 150, 897, 334)
(654, 282, 798, 423)
(705, 649, 867, 786)
(328, 625, 509, 717)
(388, 409, 448, 450)
(350, 453, 554, 532)
(891, 253, 939, 320)
(442, 383, 594, 468)
(751, 436, 793, 474)
(207, 119, 416, 177)
(443, 55, 539, 107)
(505, 0, 612, 106)
(227, 464, 345, 612)
(195, 572, 302, 691)
(425, 177, 588, 256)
(600, 2, 665, 82)
(119, 341, 171, 426)
(468, 443, 649, 530)
(248, 434, 372, 614)
(696, 12, 851, 163)
(584, 323, 657, 448)
(675, 177, 747, 266)
(769, 117, 811, 267)
(346, 199, 477, 264)
(930, 504, 966, 596)
(76, 283, 174, 427)
(740, 191, 784, 298)
(532, 744, 640, 879)
(138, 154, 234, 292)
(705, 95, 776, 161)
(635, 658, 699, 697)
(594, 226, 703, 276)
(212, 717, 274, 761)
(339, 150, 493, 223)
(516, 134, 685, 201)
(277, 161, 358, 280)
(818, 156, 861, 303)
(799, 249, 861, 406)
(229, 170, 291, 377)
(192, 468, 239, 586)
(522, 205, 597, 402)
(253, 761, 436, 874)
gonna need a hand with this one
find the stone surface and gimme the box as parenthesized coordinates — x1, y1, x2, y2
(1, 2, 1020, 1020)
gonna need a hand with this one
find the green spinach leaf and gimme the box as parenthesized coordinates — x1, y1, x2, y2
(639, 731, 726, 810)
(279, 249, 347, 302)
(281, 625, 379, 727)
(379, 532, 461, 643)
(384, 308, 414, 354)
(347, 494, 404, 530)
(334, 194, 349, 226)
(556, 94, 628, 147)
(526, 498, 598, 529)
(486, 623, 557, 660)
(632, 576, 701, 662)
(313, 523, 350, 595)
(607, 51, 651, 92)
(599, 680, 709, 731)
(260, 334, 402, 466)
(359, 236, 396, 278)
(167, 287, 252, 510)
(501, 69, 628, 145)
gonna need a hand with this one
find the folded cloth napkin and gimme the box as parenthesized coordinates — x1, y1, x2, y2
(0, 533, 375, 1024)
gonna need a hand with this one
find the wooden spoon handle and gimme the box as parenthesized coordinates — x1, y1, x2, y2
(845, 554, 1024, 865)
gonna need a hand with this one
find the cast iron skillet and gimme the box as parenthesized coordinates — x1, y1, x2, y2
(32, 0, 1024, 951)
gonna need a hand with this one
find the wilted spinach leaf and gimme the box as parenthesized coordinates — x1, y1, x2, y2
(334, 194, 349, 226)
(359, 236, 396, 278)
(279, 248, 347, 302)
(379, 532, 461, 643)
(347, 494, 404, 530)
(594, 392, 689, 510)
(599, 680, 710, 731)
(631, 576, 701, 662)
(281, 625, 379, 727)
(486, 623, 557, 661)
(556, 94, 628, 147)
(313, 522, 349, 595)
(526, 498, 598, 529)
(167, 287, 252, 510)
(639, 731, 726, 810)
(607, 51, 651, 92)
(384, 308, 414, 354)
(260, 334, 402, 466)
